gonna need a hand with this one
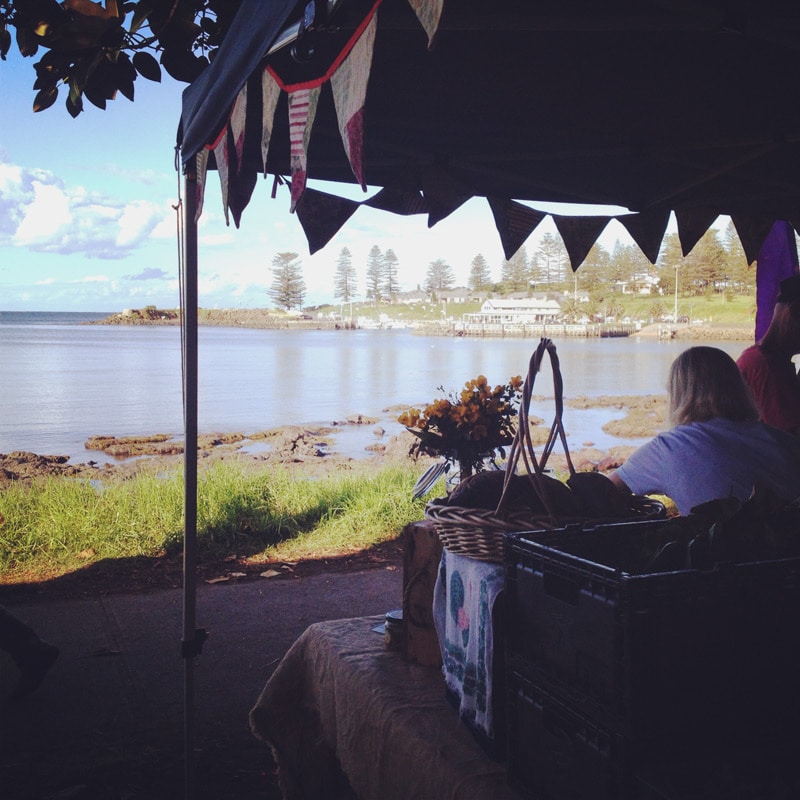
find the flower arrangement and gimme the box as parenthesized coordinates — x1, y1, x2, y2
(398, 374, 524, 480)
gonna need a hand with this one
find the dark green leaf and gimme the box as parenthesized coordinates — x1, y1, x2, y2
(33, 85, 58, 112)
(129, 1, 155, 36)
(132, 50, 161, 82)
(15, 24, 39, 58)
(66, 91, 84, 118)
(117, 76, 134, 101)
(160, 47, 206, 83)
(84, 83, 107, 110)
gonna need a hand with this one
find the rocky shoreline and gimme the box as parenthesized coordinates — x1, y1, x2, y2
(1, 395, 669, 485)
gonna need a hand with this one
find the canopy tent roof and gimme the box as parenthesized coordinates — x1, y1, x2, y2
(179, 0, 800, 267)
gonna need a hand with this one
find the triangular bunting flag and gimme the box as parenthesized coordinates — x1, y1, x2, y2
(421, 169, 471, 227)
(552, 215, 610, 271)
(230, 82, 247, 176)
(674, 208, 719, 256)
(194, 148, 209, 223)
(615, 210, 670, 264)
(408, 0, 444, 48)
(295, 188, 360, 254)
(330, 12, 377, 190)
(731, 214, 779, 265)
(288, 86, 321, 212)
(228, 168, 258, 229)
(213, 124, 232, 225)
(261, 68, 282, 175)
(364, 187, 428, 215)
(488, 197, 547, 260)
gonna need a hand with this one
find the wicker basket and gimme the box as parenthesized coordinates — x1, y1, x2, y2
(425, 338, 663, 563)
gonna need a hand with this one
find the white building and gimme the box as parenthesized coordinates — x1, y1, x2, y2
(464, 296, 562, 325)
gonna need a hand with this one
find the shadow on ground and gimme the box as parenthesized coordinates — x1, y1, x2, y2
(0, 543, 405, 800)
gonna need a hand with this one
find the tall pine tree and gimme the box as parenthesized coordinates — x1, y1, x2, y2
(334, 247, 358, 304)
(365, 245, 383, 304)
(383, 248, 399, 301)
(269, 252, 306, 310)
(468, 253, 492, 291)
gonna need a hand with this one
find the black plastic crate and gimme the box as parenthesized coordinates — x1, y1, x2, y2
(633, 739, 800, 800)
(504, 520, 800, 748)
(506, 670, 628, 800)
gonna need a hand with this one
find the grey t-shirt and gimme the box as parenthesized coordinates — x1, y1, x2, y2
(615, 418, 800, 515)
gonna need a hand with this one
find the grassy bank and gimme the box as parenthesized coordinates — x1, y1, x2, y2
(0, 462, 431, 584)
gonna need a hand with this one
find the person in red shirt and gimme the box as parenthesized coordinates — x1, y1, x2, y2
(737, 275, 800, 434)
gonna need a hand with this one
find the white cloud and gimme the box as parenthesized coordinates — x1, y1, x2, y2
(0, 159, 174, 259)
(13, 181, 71, 245)
(116, 200, 162, 247)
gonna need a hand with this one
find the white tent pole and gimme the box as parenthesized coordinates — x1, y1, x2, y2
(182, 170, 203, 800)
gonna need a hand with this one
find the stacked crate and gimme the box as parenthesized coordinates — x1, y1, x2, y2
(503, 519, 800, 799)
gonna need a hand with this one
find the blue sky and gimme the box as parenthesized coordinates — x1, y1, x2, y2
(1, 50, 635, 312)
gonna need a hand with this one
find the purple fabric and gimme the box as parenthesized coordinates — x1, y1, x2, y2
(755, 221, 800, 341)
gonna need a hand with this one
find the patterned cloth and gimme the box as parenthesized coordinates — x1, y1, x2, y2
(433, 549, 505, 737)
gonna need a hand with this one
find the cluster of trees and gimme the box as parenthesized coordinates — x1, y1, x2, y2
(466, 221, 755, 300)
(333, 245, 400, 305)
(333, 246, 458, 303)
(269, 221, 756, 312)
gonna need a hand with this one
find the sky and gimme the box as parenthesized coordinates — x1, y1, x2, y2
(0, 48, 636, 313)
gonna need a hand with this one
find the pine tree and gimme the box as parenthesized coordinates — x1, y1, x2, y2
(500, 246, 529, 293)
(382, 248, 399, 301)
(424, 258, 456, 293)
(268, 252, 306, 310)
(334, 247, 358, 304)
(468, 253, 492, 291)
(536, 233, 568, 286)
(365, 245, 383, 304)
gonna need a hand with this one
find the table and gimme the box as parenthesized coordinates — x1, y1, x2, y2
(249, 616, 520, 800)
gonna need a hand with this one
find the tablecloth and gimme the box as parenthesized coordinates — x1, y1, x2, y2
(249, 616, 519, 800)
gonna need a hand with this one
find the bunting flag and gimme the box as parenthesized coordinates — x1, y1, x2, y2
(230, 83, 248, 175)
(364, 186, 428, 215)
(228, 167, 258, 229)
(552, 215, 610, 271)
(260, 69, 282, 175)
(288, 86, 321, 211)
(755, 221, 800, 340)
(730, 214, 778, 265)
(295, 188, 361, 254)
(488, 197, 547, 260)
(615, 209, 670, 265)
(422, 169, 471, 227)
(213, 125, 231, 225)
(408, 0, 444, 47)
(194, 148, 209, 224)
(674, 207, 720, 256)
(331, 12, 377, 190)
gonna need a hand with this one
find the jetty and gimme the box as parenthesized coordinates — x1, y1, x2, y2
(451, 321, 638, 338)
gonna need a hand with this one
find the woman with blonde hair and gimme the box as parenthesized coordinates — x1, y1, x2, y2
(610, 346, 800, 515)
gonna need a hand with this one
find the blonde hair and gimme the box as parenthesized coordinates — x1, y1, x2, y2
(668, 346, 759, 426)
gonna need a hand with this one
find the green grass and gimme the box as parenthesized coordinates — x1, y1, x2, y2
(0, 462, 433, 582)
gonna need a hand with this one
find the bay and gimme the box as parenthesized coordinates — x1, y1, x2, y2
(0, 311, 750, 464)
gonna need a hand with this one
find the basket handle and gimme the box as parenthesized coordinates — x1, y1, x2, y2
(496, 338, 575, 523)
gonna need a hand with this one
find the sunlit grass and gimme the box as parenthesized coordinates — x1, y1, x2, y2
(0, 462, 433, 582)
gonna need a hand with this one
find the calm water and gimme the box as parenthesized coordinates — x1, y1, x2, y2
(0, 311, 750, 464)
